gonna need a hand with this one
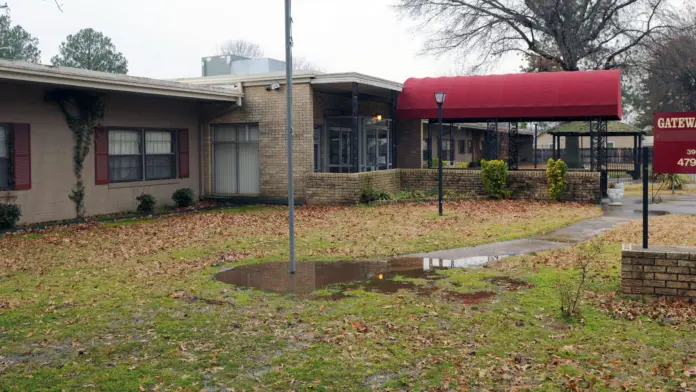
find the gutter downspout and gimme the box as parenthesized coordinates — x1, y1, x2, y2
(198, 111, 204, 200)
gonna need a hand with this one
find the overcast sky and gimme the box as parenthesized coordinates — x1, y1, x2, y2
(7, 0, 522, 82)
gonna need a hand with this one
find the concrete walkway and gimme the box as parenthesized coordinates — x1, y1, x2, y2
(410, 195, 696, 261)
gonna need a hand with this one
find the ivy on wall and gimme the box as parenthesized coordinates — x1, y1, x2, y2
(46, 89, 104, 219)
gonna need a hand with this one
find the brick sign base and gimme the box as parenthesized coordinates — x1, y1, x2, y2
(621, 244, 696, 298)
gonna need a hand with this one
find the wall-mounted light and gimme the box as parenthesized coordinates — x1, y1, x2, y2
(372, 114, 382, 121)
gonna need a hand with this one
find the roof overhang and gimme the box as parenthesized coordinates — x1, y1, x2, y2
(396, 70, 622, 122)
(176, 71, 403, 102)
(311, 72, 402, 102)
(176, 71, 315, 87)
(0, 60, 243, 102)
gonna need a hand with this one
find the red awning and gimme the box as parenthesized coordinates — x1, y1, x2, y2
(396, 70, 622, 122)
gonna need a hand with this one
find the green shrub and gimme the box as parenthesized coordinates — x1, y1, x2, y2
(481, 159, 511, 199)
(0, 203, 21, 229)
(172, 188, 196, 208)
(136, 194, 156, 214)
(360, 187, 392, 203)
(455, 161, 470, 169)
(546, 158, 568, 201)
(662, 174, 688, 190)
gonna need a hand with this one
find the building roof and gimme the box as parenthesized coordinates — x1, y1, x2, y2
(396, 70, 622, 122)
(542, 121, 644, 136)
(177, 71, 402, 93)
(0, 59, 243, 102)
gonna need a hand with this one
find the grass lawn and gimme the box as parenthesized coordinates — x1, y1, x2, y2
(10, 200, 696, 391)
(624, 183, 696, 197)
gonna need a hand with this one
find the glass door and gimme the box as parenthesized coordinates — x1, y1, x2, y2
(362, 118, 391, 172)
(326, 127, 352, 173)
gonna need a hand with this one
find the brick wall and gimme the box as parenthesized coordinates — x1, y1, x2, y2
(396, 119, 423, 169)
(304, 171, 400, 204)
(400, 169, 599, 202)
(305, 173, 361, 204)
(358, 170, 401, 195)
(206, 84, 315, 198)
(622, 244, 696, 298)
(305, 169, 600, 204)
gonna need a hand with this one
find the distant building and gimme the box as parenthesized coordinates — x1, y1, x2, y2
(201, 55, 287, 76)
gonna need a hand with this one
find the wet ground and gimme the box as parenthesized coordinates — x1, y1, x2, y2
(214, 194, 695, 300)
(214, 257, 527, 303)
(417, 194, 696, 260)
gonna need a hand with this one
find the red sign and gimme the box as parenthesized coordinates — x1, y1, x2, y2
(653, 112, 696, 174)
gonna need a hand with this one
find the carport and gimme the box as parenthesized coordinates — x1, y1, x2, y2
(395, 70, 622, 194)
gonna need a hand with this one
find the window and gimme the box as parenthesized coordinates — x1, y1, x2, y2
(0, 125, 8, 189)
(467, 140, 473, 154)
(458, 140, 466, 154)
(607, 141, 616, 149)
(108, 129, 176, 183)
(422, 137, 429, 160)
(213, 124, 260, 194)
(442, 139, 452, 161)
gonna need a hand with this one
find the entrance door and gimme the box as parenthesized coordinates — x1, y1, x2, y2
(326, 127, 352, 173)
(361, 118, 390, 172)
(213, 124, 260, 194)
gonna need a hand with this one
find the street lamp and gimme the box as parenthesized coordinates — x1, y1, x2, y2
(434, 91, 446, 216)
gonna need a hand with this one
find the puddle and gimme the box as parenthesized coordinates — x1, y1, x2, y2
(424, 255, 508, 269)
(214, 256, 509, 298)
(633, 210, 670, 216)
(215, 257, 438, 295)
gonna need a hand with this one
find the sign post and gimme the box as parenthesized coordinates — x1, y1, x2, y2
(642, 146, 649, 249)
(651, 112, 696, 248)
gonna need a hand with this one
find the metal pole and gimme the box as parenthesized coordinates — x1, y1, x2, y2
(427, 121, 432, 168)
(642, 146, 649, 249)
(285, 0, 296, 273)
(533, 123, 538, 168)
(438, 104, 444, 216)
(450, 124, 454, 163)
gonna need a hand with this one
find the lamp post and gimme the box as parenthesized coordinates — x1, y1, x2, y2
(434, 92, 446, 216)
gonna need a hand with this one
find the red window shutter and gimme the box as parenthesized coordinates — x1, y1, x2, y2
(12, 123, 31, 190)
(94, 127, 109, 185)
(178, 129, 189, 178)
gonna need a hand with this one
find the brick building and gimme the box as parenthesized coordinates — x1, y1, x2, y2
(178, 70, 411, 200)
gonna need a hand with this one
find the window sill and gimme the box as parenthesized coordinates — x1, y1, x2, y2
(108, 179, 180, 189)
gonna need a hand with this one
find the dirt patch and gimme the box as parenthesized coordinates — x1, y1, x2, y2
(487, 276, 533, 290)
(170, 291, 231, 306)
(442, 291, 496, 304)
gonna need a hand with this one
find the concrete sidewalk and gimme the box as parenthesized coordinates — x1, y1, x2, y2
(410, 194, 695, 260)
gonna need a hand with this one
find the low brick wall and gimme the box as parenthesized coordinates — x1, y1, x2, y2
(305, 168, 600, 205)
(622, 244, 696, 298)
(399, 169, 600, 202)
(358, 170, 401, 195)
(508, 170, 600, 202)
(304, 173, 361, 204)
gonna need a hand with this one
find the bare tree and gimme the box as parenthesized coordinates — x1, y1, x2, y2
(628, 28, 696, 127)
(293, 56, 322, 72)
(398, 0, 678, 72)
(217, 39, 265, 59)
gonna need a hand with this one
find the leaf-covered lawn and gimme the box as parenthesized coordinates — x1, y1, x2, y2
(623, 183, 696, 197)
(11, 199, 682, 391)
